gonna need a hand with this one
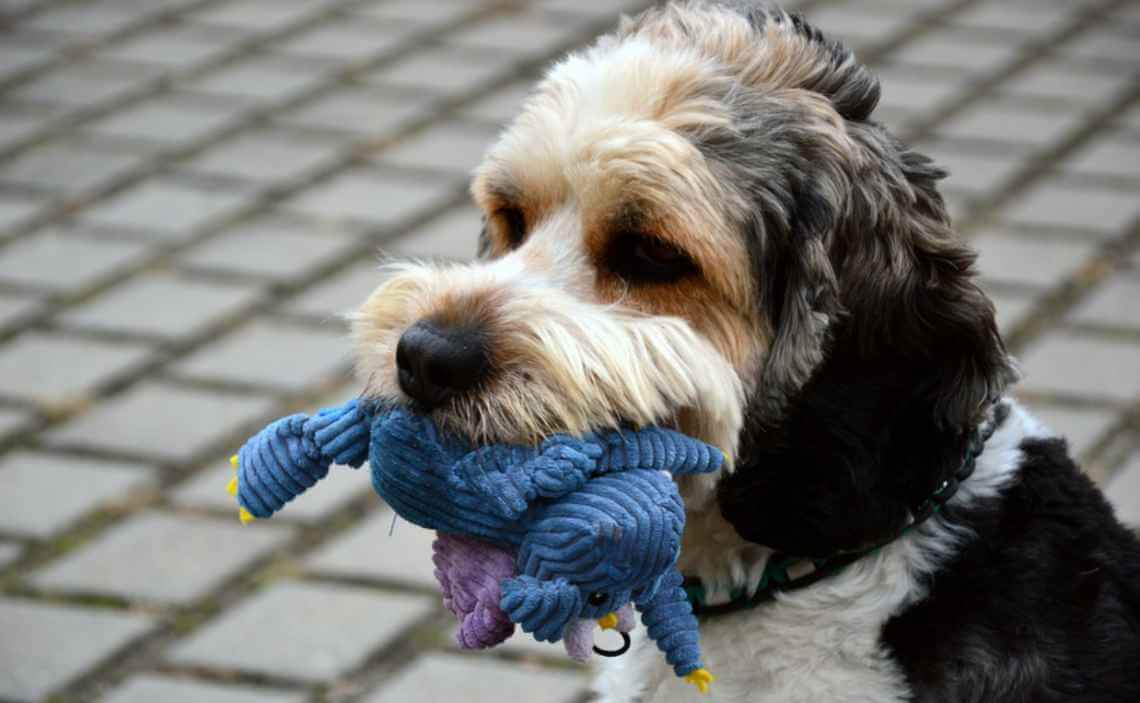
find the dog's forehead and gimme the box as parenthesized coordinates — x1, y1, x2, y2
(474, 37, 737, 211)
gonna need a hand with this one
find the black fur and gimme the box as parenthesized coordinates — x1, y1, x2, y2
(883, 438, 1140, 702)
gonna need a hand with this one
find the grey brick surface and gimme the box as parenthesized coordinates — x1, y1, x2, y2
(366, 48, 518, 96)
(0, 542, 22, 569)
(184, 56, 329, 104)
(351, 0, 479, 26)
(0, 296, 41, 331)
(0, 452, 152, 538)
(938, 103, 1081, 148)
(376, 121, 495, 177)
(0, 598, 154, 702)
(182, 132, 336, 184)
(60, 273, 262, 339)
(98, 26, 235, 68)
(889, 31, 1024, 74)
(1002, 61, 1131, 106)
(0, 112, 44, 149)
(86, 96, 246, 146)
(921, 146, 1023, 195)
(307, 510, 439, 588)
(23, 2, 141, 37)
(279, 88, 437, 136)
(362, 653, 585, 703)
(46, 382, 275, 462)
(176, 459, 372, 520)
(102, 675, 305, 703)
(0, 333, 150, 404)
(1004, 181, 1139, 235)
(1105, 454, 1140, 526)
(277, 20, 406, 63)
(31, 511, 292, 603)
(987, 290, 1035, 335)
(0, 231, 146, 293)
(11, 61, 156, 111)
(286, 262, 384, 320)
(168, 581, 436, 681)
(952, 1, 1074, 34)
(82, 180, 247, 239)
(1, 139, 143, 195)
(1063, 29, 1140, 70)
(1065, 137, 1140, 180)
(973, 232, 1094, 288)
(0, 43, 54, 75)
(386, 206, 482, 260)
(287, 170, 456, 226)
(189, 0, 319, 33)
(1070, 278, 1140, 329)
(0, 195, 44, 234)
(1018, 332, 1140, 403)
(445, 13, 593, 55)
(875, 68, 969, 113)
(171, 321, 350, 390)
(180, 220, 355, 279)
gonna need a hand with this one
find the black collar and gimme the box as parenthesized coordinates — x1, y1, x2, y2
(684, 403, 1007, 617)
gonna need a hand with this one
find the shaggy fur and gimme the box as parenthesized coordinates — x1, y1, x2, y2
(351, 1, 1140, 700)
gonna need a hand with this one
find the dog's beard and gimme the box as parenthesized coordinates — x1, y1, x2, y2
(351, 259, 745, 506)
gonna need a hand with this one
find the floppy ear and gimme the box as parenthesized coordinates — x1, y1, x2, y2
(754, 185, 841, 421)
(499, 576, 582, 643)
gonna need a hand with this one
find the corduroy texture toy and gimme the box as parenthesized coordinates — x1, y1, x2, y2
(230, 399, 719, 693)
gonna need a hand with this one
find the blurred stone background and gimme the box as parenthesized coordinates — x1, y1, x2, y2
(0, 0, 1136, 701)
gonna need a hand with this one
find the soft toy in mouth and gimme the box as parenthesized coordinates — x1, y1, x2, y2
(229, 398, 719, 693)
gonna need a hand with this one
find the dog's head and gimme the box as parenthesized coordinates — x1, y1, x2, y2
(352, 1, 1016, 554)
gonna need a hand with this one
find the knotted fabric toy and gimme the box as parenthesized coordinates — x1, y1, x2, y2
(230, 399, 719, 693)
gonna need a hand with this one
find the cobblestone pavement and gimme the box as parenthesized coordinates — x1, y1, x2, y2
(0, 0, 1137, 701)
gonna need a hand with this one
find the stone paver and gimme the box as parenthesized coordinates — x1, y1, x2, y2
(287, 170, 456, 227)
(168, 581, 435, 681)
(47, 383, 275, 462)
(0, 1, 1138, 700)
(60, 273, 262, 340)
(31, 511, 292, 604)
(0, 333, 150, 404)
(0, 542, 22, 569)
(179, 220, 355, 280)
(362, 653, 584, 703)
(172, 321, 349, 390)
(103, 675, 305, 703)
(0, 231, 146, 293)
(82, 180, 247, 240)
(307, 510, 439, 588)
(0, 598, 154, 702)
(0, 452, 152, 538)
(1018, 332, 1140, 403)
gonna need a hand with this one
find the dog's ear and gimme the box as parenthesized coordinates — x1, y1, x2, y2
(754, 185, 841, 421)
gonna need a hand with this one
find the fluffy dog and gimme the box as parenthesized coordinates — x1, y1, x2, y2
(352, 2, 1140, 701)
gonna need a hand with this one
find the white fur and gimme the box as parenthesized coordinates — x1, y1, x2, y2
(594, 400, 1051, 702)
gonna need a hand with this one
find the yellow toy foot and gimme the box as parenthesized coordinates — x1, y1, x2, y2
(597, 612, 618, 630)
(230, 454, 239, 469)
(226, 476, 238, 497)
(684, 668, 715, 694)
(239, 507, 255, 525)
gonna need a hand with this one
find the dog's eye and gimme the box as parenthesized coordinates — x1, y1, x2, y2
(607, 233, 696, 284)
(489, 207, 527, 249)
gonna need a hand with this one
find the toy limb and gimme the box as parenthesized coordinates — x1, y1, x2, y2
(231, 399, 373, 521)
(636, 567, 710, 688)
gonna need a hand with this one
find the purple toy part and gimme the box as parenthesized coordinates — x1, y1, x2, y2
(563, 619, 596, 662)
(616, 602, 637, 632)
(432, 532, 516, 649)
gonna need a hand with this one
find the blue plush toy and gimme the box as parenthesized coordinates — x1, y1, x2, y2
(229, 398, 719, 693)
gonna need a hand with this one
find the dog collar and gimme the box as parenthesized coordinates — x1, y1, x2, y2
(684, 404, 1006, 617)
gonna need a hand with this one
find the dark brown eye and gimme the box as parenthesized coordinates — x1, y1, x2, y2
(489, 207, 526, 249)
(588, 592, 607, 606)
(606, 233, 696, 284)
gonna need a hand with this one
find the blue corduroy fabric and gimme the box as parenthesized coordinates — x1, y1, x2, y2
(233, 399, 719, 679)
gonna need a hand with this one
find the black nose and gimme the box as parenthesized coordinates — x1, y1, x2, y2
(396, 319, 489, 409)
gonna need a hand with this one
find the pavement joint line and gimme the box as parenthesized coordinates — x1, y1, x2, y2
(0, 0, 234, 96)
